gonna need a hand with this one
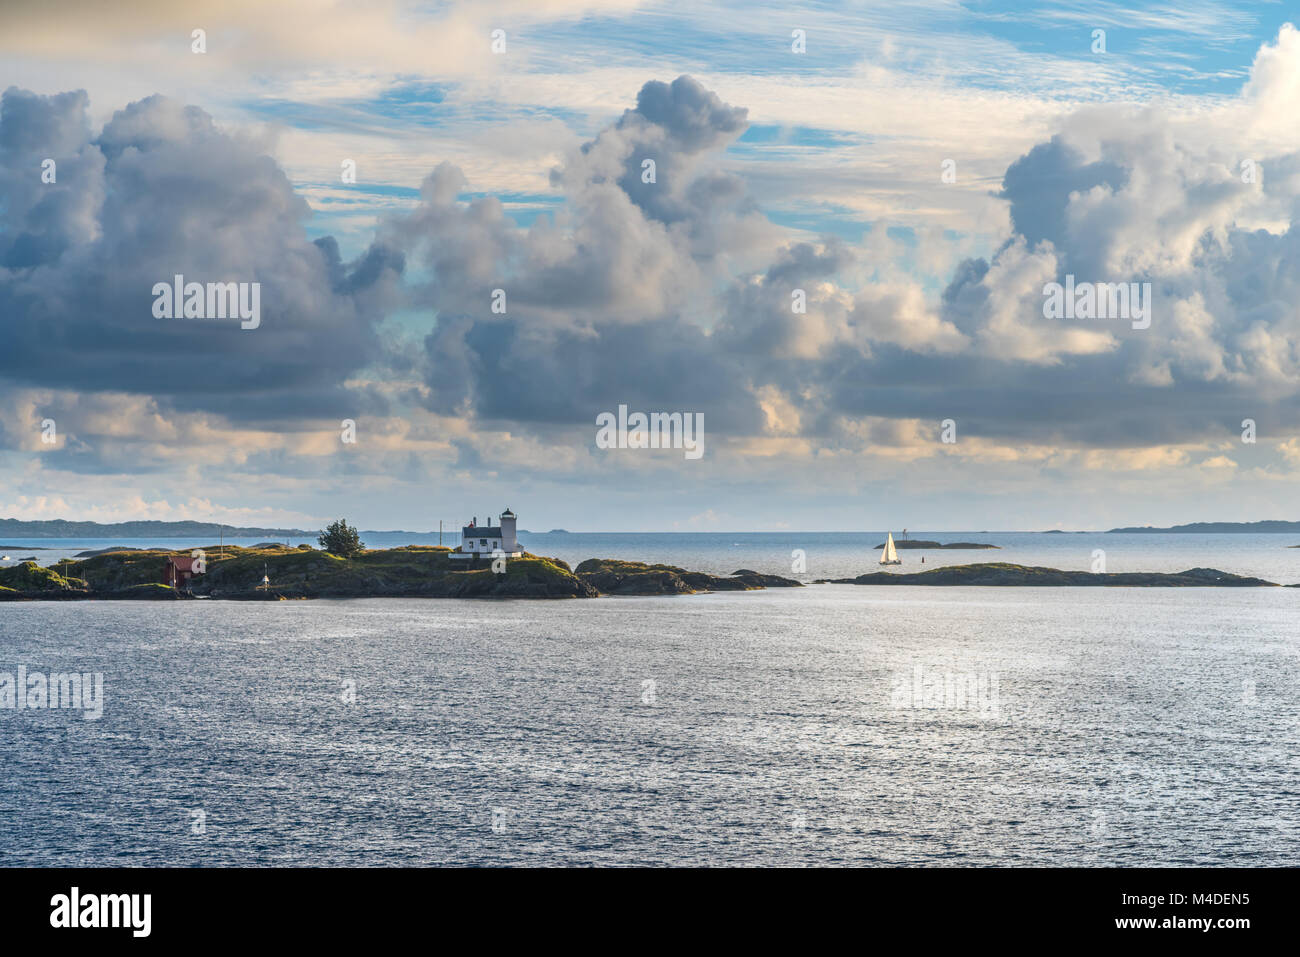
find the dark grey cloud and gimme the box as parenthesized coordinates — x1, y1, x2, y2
(0, 88, 403, 424)
(609, 75, 751, 227)
(424, 315, 765, 435)
(631, 76, 749, 152)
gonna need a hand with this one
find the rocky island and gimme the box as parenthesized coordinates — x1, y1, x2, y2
(819, 562, 1280, 587)
(574, 559, 801, 595)
(873, 539, 999, 549)
(0, 546, 802, 601)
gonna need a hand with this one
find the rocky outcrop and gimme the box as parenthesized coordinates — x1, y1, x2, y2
(0, 561, 203, 600)
(730, 569, 807, 587)
(576, 559, 802, 595)
(819, 563, 1279, 587)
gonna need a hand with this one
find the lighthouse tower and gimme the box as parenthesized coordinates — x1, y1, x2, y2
(499, 508, 518, 552)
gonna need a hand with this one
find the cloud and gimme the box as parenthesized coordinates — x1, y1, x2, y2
(393, 77, 782, 432)
(0, 87, 403, 424)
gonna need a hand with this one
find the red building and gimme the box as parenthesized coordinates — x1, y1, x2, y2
(163, 555, 201, 588)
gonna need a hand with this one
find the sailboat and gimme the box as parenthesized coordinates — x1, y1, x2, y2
(880, 532, 902, 566)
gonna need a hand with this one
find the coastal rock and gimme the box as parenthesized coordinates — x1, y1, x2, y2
(574, 559, 697, 595)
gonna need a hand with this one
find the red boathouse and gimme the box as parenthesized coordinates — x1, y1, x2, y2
(163, 555, 200, 588)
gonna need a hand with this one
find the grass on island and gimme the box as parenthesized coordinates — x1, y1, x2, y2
(0, 561, 83, 593)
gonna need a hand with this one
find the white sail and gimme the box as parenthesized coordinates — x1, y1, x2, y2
(881, 532, 900, 564)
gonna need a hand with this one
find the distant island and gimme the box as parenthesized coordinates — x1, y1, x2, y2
(1107, 520, 1300, 533)
(0, 519, 425, 538)
(0, 519, 316, 539)
(873, 540, 998, 550)
(820, 563, 1280, 587)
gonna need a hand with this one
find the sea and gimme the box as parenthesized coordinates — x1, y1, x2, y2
(1, 531, 1297, 866)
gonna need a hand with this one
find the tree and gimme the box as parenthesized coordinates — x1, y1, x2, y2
(318, 519, 364, 558)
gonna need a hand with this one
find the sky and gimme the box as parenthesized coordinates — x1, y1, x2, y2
(1, 0, 1299, 532)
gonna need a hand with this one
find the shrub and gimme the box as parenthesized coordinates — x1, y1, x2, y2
(318, 519, 364, 558)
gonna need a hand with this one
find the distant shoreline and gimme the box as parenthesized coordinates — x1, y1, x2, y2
(1105, 521, 1300, 533)
(0, 521, 422, 539)
(4, 518, 1300, 538)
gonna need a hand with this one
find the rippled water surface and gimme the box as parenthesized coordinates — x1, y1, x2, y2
(2, 585, 1296, 865)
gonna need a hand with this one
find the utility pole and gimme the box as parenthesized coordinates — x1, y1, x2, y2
(439, 520, 442, 547)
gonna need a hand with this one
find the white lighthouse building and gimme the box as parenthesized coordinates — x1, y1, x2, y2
(449, 508, 523, 559)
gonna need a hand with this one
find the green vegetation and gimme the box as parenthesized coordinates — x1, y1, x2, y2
(0, 561, 80, 592)
(318, 518, 364, 558)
